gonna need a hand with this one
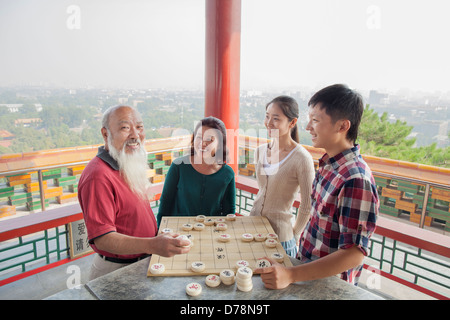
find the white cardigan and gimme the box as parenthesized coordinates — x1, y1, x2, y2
(249, 143, 315, 242)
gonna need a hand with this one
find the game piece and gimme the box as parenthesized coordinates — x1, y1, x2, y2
(236, 266, 253, 292)
(205, 275, 221, 287)
(220, 269, 235, 285)
(254, 233, 266, 241)
(266, 233, 278, 240)
(235, 260, 249, 269)
(236, 266, 253, 279)
(271, 252, 284, 263)
(215, 223, 227, 231)
(241, 233, 254, 242)
(236, 282, 253, 292)
(150, 263, 165, 275)
(255, 258, 271, 268)
(265, 238, 277, 248)
(191, 261, 206, 272)
(226, 214, 236, 221)
(218, 233, 231, 242)
(215, 218, 226, 224)
(196, 215, 206, 222)
(182, 223, 193, 231)
(193, 223, 205, 231)
(185, 282, 202, 296)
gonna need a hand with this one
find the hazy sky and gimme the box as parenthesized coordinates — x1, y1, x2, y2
(0, 0, 449, 93)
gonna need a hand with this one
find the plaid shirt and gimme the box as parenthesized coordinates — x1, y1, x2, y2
(297, 145, 379, 285)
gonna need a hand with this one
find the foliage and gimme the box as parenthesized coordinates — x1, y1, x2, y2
(358, 105, 449, 168)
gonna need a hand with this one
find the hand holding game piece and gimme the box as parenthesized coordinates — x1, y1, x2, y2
(176, 234, 192, 247)
(150, 233, 191, 257)
(255, 258, 272, 269)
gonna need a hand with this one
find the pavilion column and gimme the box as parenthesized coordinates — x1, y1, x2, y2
(205, 0, 241, 174)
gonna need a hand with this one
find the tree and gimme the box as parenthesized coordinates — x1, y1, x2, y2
(358, 105, 449, 168)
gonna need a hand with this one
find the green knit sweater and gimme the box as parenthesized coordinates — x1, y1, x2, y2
(156, 155, 236, 226)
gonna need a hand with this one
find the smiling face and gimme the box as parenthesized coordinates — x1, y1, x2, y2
(264, 102, 297, 139)
(193, 125, 220, 158)
(305, 103, 352, 157)
(102, 106, 145, 154)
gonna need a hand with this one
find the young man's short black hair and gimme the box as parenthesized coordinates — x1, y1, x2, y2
(308, 84, 364, 143)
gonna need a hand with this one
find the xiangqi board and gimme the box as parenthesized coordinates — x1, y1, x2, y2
(147, 215, 293, 277)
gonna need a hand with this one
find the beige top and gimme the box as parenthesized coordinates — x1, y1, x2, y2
(249, 143, 315, 242)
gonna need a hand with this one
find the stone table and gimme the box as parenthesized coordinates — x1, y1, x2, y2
(46, 256, 383, 301)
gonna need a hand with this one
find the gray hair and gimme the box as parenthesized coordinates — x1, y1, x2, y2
(102, 105, 136, 130)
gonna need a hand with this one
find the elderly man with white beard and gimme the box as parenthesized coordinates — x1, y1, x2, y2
(78, 105, 191, 280)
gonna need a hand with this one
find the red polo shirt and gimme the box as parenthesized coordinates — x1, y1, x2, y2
(78, 148, 157, 259)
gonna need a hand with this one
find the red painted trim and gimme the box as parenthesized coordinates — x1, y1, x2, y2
(363, 264, 449, 300)
(375, 224, 450, 258)
(0, 213, 83, 242)
(0, 252, 94, 287)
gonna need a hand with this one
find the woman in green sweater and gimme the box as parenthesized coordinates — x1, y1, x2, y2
(157, 117, 236, 226)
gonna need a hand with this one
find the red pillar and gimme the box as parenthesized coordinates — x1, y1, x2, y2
(205, 0, 241, 174)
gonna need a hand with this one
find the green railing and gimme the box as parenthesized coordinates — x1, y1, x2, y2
(367, 234, 449, 296)
(0, 226, 68, 277)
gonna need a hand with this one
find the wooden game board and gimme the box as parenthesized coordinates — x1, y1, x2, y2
(147, 215, 293, 277)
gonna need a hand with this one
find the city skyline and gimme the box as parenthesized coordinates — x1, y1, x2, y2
(0, 0, 449, 93)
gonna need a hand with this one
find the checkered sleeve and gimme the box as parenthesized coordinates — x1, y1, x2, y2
(337, 177, 378, 255)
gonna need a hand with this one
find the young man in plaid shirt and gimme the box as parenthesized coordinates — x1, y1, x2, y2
(256, 84, 379, 288)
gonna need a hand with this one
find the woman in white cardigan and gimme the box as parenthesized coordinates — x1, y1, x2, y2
(250, 96, 315, 257)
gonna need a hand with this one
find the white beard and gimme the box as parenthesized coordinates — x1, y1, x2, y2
(107, 134, 150, 200)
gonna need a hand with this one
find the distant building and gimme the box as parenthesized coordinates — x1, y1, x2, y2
(0, 129, 14, 148)
(14, 118, 43, 127)
(369, 90, 389, 105)
(0, 130, 14, 140)
(0, 104, 43, 113)
(0, 104, 23, 113)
